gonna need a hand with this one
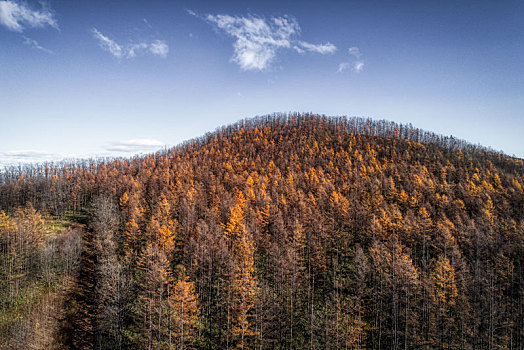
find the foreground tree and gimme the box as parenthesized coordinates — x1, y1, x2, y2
(171, 265, 202, 349)
(135, 243, 174, 349)
(224, 190, 259, 349)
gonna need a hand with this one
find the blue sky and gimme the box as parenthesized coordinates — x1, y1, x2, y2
(1, 0, 523, 165)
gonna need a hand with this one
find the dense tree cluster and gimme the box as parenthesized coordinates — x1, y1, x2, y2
(0, 206, 82, 348)
(0, 114, 523, 349)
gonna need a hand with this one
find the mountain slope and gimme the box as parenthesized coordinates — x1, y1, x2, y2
(1, 114, 523, 349)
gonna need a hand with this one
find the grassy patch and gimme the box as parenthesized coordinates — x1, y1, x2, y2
(64, 209, 90, 225)
(44, 218, 72, 235)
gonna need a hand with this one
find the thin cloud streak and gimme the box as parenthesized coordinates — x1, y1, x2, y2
(296, 41, 336, 54)
(91, 27, 169, 59)
(1, 150, 56, 159)
(22, 36, 53, 54)
(92, 28, 123, 58)
(0, 150, 67, 167)
(105, 139, 165, 153)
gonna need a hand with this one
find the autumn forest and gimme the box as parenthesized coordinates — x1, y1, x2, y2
(0, 114, 522, 349)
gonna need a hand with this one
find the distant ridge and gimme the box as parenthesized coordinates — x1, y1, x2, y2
(2, 113, 521, 180)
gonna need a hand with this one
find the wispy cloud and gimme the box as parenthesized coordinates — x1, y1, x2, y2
(105, 139, 165, 153)
(353, 60, 364, 73)
(149, 40, 169, 58)
(143, 18, 152, 29)
(295, 41, 336, 54)
(92, 28, 123, 58)
(22, 35, 53, 53)
(1, 150, 56, 159)
(348, 46, 361, 58)
(186, 9, 197, 17)
(203, 14, 298, 71)
(0, 150, 65, 167)
(338, 46, 365, 74)
(0, 142, 166, 166)
(0, 0, 57, 32)
(194, 12, 336, 71)
(337, 62, 350, 73)
(91, 27, 169, 59)
(127, 43, 148, 58)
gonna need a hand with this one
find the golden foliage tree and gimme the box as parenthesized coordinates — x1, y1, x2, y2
(171, 265, 201, 349)
(224, 190, 259, 349)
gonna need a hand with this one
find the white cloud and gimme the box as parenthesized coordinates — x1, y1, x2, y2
(348, 46, 361, 58)
(0, 1, 57, 32)
(204, 14, 298, 71)
(92, 28, 123, 58)
(92, 27, 169, 59)
(1, 150, 55, 159)
(105, 139, 165, 153)
(338, 47, 365, 74)
(353, 61, 364, 73)
(186, 9, 197, 17)
(201, 13, 336, 71)
(127, 43, 148, 58)
(149, 40, 169, 58)
(296, 41, 336, 54)
(0, 150, 66, 167)
(22, 35, 53, 53)
(337, 62, 350, 73)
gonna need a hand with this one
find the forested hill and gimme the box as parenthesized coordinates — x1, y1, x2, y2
(1, 114, 523, 349)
